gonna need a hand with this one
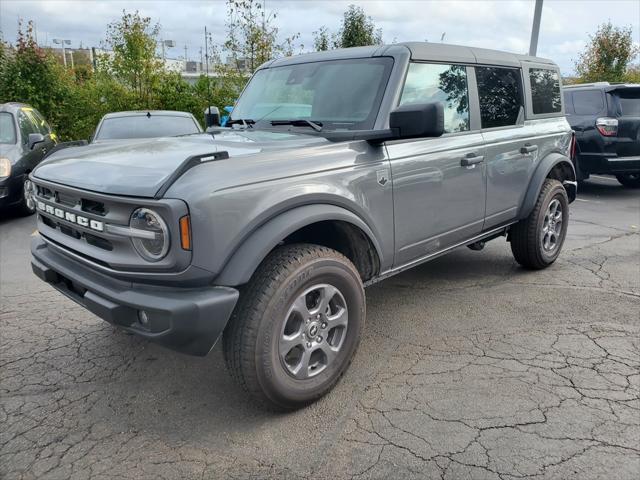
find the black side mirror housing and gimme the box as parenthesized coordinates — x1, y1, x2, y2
(28, 133, 45, 150)
(204, 106, 221, 128)
(389, 102, 445, 139)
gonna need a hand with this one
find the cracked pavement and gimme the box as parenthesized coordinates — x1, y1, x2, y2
(1, 176, 639, 479)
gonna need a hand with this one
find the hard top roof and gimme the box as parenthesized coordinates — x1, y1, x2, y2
(264, 41, 557, 69)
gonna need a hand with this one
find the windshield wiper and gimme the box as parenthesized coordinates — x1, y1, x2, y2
(270, 119, 323, 132)
(226, 118, 255, 128)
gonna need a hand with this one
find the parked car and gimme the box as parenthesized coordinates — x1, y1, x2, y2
(90, 110, 203, 143)
(30, 43, 576, 410)
(0, 103, 57, 216)
(563, 82, 640, 187)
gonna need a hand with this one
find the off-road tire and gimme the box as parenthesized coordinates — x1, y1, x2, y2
(223, 244, 365, 411)
(510, 179, 569, 270)
(615, 173, 640, 188)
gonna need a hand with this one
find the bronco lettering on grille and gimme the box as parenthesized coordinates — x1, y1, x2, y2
(37, 201, 104, 232)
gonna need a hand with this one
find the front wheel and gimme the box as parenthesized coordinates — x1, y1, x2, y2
(510, 179, 569, 269)
(616, 173, 640, 188)
(16, 177, 37, 216)
(223, 244, 365, 411)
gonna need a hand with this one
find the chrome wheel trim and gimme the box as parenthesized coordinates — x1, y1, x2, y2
(541, 198, 563, 252)
(279, 283, 348, 379)
(23, 179, 35, 211)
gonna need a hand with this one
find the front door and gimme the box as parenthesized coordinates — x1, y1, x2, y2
(386, 62, 486, 266)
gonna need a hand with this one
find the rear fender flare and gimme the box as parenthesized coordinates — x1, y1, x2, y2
(518, 152, 576, 220)
(215, 204, 382, 286)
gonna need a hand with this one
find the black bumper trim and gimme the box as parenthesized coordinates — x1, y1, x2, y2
(31, 236, 239, 356)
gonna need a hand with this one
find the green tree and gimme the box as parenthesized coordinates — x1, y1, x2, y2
(574, 22, 639, 83)
(0, 21, 77, 139)
(224, 0, 300, 72)
(337, 5, 382, 48)
(101, 10, 162, 106)
(313, 26, 331, 51)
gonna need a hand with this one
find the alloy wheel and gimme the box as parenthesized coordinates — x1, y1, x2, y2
(279, 283, 348, 379)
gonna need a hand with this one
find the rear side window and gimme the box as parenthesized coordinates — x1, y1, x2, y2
(529, 68, 561, 114)
(400, 63, 470, 133)
(614, 90, 640, 116)
(476, 67, 524, 128)
(572, 90, 604, 115)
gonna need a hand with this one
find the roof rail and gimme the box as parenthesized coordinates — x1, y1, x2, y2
(564, 82, 610, 89)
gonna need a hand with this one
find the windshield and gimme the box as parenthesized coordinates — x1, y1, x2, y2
(230, 57, 394, 130)
(0, 112, 16, 144)
(613, 89, 640, 117)
(95, 115, 201, 141)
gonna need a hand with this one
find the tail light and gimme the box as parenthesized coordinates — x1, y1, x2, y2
(595, 117, 618, 137)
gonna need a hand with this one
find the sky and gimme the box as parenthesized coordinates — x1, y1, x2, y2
(0, 0, 638, 75)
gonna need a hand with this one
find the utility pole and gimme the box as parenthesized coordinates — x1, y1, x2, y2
(529, 0, 543, 56)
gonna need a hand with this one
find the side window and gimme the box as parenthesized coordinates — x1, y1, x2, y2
(30, 110, 51, 135)
(400, 63, 470, 133)
(17, 111, 38, 143)
(572, 90, 604, 115)
(476, 66, 524, 129)
(529, 68, 561, 114)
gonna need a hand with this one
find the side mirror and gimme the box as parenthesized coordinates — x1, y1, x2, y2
(204, 106, 220, 128)
(389, 102, 444, 140)
(28, 133, 45, 150)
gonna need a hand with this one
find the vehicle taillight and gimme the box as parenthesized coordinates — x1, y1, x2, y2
(595, 117, 618, 137)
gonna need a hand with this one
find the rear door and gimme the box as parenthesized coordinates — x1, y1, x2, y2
(608, 86, 640, 158)
(477, 66, 532, 228)
(386, 62, 486, 266)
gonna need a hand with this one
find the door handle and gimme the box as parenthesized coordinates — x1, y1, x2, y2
(520, 144, 538, 154)
(460, 153, 484, 167)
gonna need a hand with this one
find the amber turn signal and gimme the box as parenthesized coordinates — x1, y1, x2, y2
(179, 215, 191, 250)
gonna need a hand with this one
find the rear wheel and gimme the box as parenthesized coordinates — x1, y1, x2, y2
(223, 244, 365, 411)
(510, 179, 569, 269)
(615, 173, 640, 188)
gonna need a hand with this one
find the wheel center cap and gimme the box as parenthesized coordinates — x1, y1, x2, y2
(307, 322, 319, 338)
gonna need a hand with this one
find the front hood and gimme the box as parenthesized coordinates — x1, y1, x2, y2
(33, 131, 327, 197)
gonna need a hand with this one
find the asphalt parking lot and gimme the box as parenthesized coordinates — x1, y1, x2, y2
(1, 176, 638, 480)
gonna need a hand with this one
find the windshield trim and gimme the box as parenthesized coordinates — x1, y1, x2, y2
(229, 56, 395, 132)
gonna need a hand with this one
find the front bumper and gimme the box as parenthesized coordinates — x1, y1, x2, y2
(31, 236, 239, 356)
(0, 174, 24, 209)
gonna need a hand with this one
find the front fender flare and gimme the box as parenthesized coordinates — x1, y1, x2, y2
(214, 204, 382, 286)
(518, 153, 576, 220)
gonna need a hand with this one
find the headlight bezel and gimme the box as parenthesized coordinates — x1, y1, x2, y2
(129, 207, 170, 262)
(0, 157, 12, 179)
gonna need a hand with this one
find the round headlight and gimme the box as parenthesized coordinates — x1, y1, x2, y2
(130, 208, 170, 261)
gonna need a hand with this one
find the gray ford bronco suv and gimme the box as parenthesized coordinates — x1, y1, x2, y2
(30, 43, 576, 410)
